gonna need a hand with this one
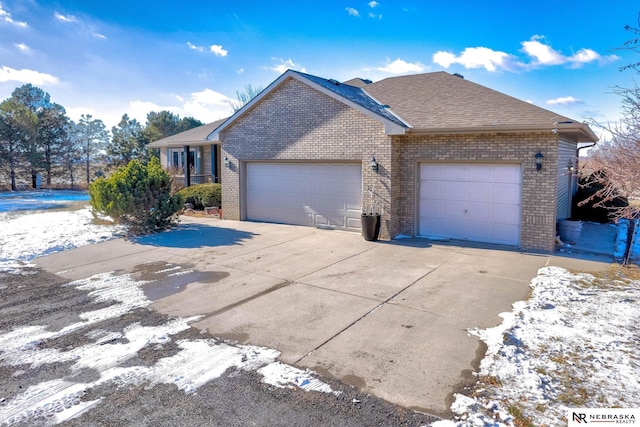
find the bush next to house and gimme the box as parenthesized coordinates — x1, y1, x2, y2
(89, 157, 183, 233)
(176, 183, 221, 210)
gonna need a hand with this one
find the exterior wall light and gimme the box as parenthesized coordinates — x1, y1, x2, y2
(223, 156, 230, 168)
(370, 156, 378, 172)
(567, 159, 575, 172)
(535, 151, 543, 171)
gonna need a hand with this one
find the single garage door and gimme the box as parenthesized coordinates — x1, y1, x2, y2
(419, 163, 521, 245)
(247, 163, 362, 231)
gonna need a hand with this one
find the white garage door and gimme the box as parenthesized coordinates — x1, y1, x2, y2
(419, 163, 521, 246)
(247, 163, 362, 231)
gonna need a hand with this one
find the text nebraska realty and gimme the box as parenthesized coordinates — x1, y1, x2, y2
(573, 412, 636, 424)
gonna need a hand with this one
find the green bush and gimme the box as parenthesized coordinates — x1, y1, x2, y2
(89, 157, 183, 233)
(177, 183, 221, 209)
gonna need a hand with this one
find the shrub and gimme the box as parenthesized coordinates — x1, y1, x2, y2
(89, 157, 183, 233)
(177, 183, 221, 209)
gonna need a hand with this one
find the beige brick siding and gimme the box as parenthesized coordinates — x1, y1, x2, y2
(392, 133, 559, 252)
(220, 77, 560, 252)
(220, 77, 393, 238)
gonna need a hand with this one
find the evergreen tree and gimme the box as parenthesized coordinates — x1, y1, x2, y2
(109, 114, 148, 166)
(73, 114, 109, 185)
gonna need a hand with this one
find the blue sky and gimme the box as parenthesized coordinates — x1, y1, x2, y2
(1, 1, 638, 136)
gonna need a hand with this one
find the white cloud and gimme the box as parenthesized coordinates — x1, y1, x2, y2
(93, 32, 107, 40)
(521, 35, 618, 68)
(346, 7, 359, 17)
(521, 35, 564, 65)
(180, 88, 235, 121)
(210, 44, 228, 57)
(236, 68, 245, 74)
(369, 1, 379, 7)
(434, 35, 618, 73)
(125, 89, 234, 126)
(268, 58, 306, 74)
(433, 47, 520, 72)
(375, 58, 425, 74)
(0, 3, 27, 27)
(54, 12, 77, 23)
(546, 96, 581, 106)
(15, 42, 30, 52)
(187, 42, 205, 52)
(187, 42, 228, 57)
(0, 66, 58, 85)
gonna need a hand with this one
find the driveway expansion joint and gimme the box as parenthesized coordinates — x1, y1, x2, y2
(293, 259, 450, 366)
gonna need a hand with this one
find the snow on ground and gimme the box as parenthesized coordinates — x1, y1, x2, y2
(433, 266, 640, 426)
(0, 200, 342, 425)
(0, 207, 124, 274)
(0, 269, 343, 425)
(2, 196, 638, 425)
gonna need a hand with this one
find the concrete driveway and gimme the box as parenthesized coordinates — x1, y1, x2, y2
(35, 216, 612, 417)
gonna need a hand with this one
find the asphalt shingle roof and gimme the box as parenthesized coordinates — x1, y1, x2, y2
(292, 71, 409, 129)
(146, 118, 227, 147)
(364, 72, 573, 130)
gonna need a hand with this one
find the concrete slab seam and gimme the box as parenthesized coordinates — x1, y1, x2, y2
(292, 256, 454, 366)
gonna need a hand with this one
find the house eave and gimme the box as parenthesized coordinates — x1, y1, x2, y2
(147, 139, 219, 148)
(405, 123, 598, 142)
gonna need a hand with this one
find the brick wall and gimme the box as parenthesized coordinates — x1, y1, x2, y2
(392, 133, 559, 252)
(219, 76, 560, 252)
(220, 77, 393, 238)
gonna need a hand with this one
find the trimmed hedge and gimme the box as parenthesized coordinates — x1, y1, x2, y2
(177, 183, 221, 209)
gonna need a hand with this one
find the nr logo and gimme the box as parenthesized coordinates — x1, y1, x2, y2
(573, 412, 588, 423)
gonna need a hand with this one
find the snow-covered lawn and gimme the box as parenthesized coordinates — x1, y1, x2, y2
(1, 199, 638, 425)
(436, 265, 640, 426)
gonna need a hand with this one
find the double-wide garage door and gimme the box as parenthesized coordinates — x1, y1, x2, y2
(247, 163, 362, 231)
(419, 163, 521, 246)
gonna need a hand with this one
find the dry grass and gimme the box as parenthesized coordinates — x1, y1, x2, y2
(507, 402, 536, 427)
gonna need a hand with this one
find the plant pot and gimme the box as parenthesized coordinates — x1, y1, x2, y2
(557, 219, 582, 244)
(361, 213, 381, 241)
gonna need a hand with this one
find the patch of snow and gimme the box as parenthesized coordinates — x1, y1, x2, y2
(0, 271, 342, 425)
(0, 207, 124, 274)
(448, 266, 640, 426)
(258, 362, 341, 395)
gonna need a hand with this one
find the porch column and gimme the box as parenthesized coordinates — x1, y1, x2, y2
(184, 145, 191, 187)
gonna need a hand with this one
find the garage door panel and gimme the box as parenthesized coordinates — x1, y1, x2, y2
(419, 163, 521, 246)
(465, 182, 493, 202)
(493, 204, 520, 223)
(492, 224, 520, 245)
(247, 163, 362, 232)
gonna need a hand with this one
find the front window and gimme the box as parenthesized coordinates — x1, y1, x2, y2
(169, 148, 197, 171)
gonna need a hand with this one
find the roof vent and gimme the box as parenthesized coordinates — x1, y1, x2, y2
(362, 79, 372, 84)
(453, 73, 464, 79)
(328, 78, 340, 86)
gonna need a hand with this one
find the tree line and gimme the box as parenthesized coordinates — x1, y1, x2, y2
(0, 84, 203, 190)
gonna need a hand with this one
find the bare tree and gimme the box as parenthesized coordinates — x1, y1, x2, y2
(618, 11, 640, 72)
(581, 85, 640, 221)
(231, 84, 263, 112)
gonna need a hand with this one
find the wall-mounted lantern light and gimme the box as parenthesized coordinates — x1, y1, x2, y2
(223, 156, 230, 168)
(535, 151, 543, 171)
(567, 159, 575, 172)
(370, 156, 378, 173)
